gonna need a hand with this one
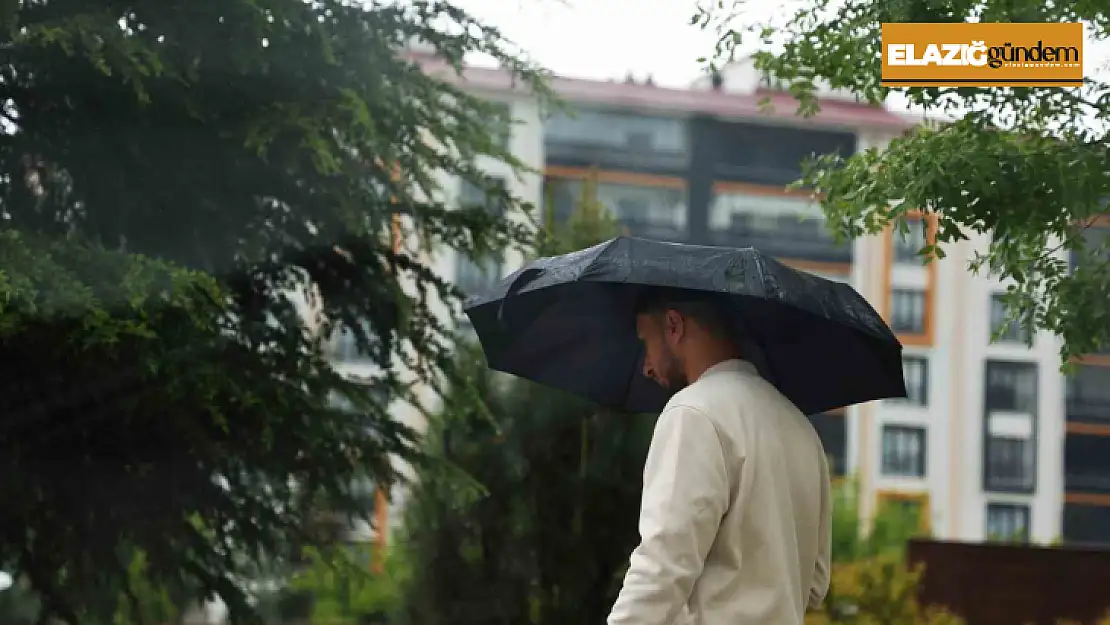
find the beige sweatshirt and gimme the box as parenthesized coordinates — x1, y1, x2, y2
(608, 359, 832, 625)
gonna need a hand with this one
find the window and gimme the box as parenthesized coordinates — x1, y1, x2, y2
(488, 102, 512, 150)
(985, 503, 1030, 543)
(1066, 364, 1110, 423)
(1071, 225, 1110, 269)
(545, 109, 687, 154)
(893, 219, 928, 264)
(709, 192, 826, 239)
(1063, 435, 1110, 492)
(330, 319, 375, 363)
(983, 361, 1038, 493)
(547, 177, 686, 236)
(459, 176, 507, 217)
(329, 386, 388, 413)
(1063, 503, 1110, 546)
(890, 289, 926, 334)
(989, 293, 1032, 345)
(456, 254, 502, 297)
(881, 425, 927, 477)
(898, 356, 928, 406)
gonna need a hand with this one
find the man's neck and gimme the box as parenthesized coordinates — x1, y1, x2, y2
(683, 350, 742, 385)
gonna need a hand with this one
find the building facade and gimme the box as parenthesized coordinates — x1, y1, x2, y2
(394, 53, 1110, 548)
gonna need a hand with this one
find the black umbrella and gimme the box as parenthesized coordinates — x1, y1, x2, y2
(463, 236, 906, 415)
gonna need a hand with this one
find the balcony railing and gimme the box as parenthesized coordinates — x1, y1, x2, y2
(1067, 396, 1110, 424)
(545, 140, 689, 174)
(617, 218, 687, 243)
(1065, 471, 1110, 494)
(705, 219, 852, 264)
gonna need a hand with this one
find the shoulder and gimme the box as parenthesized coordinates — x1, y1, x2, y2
(665, 370, 767, 417)
(653, 402, 721, 444)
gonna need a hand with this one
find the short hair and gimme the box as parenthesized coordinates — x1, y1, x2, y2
(633, 287, 736, 342)
(634, 287, 775, 383)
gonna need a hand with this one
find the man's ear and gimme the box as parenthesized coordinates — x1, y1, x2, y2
(663, 309, 684, 339)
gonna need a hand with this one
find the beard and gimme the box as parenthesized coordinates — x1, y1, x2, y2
(657, 345, 688, 391)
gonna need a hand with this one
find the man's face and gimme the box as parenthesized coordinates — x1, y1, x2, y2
(635, 311, 688, 391)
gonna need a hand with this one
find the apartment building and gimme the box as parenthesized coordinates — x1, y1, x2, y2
(380, 52, 1110, 549)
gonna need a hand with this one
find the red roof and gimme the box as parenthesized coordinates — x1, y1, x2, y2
(407, 52, 914, 131)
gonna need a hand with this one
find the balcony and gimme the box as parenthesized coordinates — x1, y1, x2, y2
(1064, 435, 1110, 494)
(705, 215, 852, 264)
(616, 217, 687, 243)
(544, 109, 690, 176)
(1066, 364, 1110, 425)
(706, 189, 851, 264)
(708, 122, 856, 187)
(1063, 503, 1110, 546)
(545, 140, 688, 175)
(545, 177, 688, 244)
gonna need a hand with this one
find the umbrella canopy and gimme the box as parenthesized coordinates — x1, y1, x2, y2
(464, 236, 906, 415)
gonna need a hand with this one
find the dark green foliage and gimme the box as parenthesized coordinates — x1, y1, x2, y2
(0, 1, 546, 623)
(695, 0, 1110, 364)
(396, 173, 658, 625)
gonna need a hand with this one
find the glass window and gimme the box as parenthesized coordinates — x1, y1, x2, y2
(985, 503, 1030, 543)
(891, 289, 926, 334)
(488, 101, 512, 150)
(897, 356, 928, 406)
(984, 361, 1038, 493)
(985, 361, 1038, 413)
(984, 437, 1035, 491)
(989, 293, 1032, 345)
(1063, 503, 1110, 545)
(893, 219, 928, 264)
(545, 109, 687, 153)
(330, 319, 375, 363)
(1066, 364, 1110, 420)
(709, 192, 828, 240)
(456, 254, 502, 297)
(547, 178, 686, 231)
(459, 176, 506, 217)
(881, 425, 927, 477)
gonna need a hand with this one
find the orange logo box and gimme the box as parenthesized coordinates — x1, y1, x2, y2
(881, 22, 1084, 87)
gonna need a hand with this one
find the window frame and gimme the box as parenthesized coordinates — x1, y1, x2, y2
(892, 218, 928, 265)
(890, 288, 927, 335)
(982, 360, 1039, 494)
(897, 355, 929, 407)
(985, 503, 1031, 543)
(989, 293, 1033, 346)
(880, 424, 928, 478)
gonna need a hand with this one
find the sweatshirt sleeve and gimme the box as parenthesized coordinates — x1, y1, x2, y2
(808, 448, 832, 610)
(607, 405, 732, 625)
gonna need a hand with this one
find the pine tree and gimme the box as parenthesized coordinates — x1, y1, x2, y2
(0, 2, 547, 622)
(397, 170, 659, 625)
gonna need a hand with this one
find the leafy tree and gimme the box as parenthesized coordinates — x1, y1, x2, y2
(696, 2, 1110, 363)
(395, 171, 658, 625)
(0, 2, 547, 623)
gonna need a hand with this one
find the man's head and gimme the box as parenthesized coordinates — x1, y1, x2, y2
(633, 288, 740, 391)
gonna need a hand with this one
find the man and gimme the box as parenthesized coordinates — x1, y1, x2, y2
(608, 288, 831, 625)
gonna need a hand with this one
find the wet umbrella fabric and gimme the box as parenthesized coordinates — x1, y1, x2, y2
(463, 236, 906, 415)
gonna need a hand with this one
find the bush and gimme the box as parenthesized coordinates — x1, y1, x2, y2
(816, 479, 963, 625)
